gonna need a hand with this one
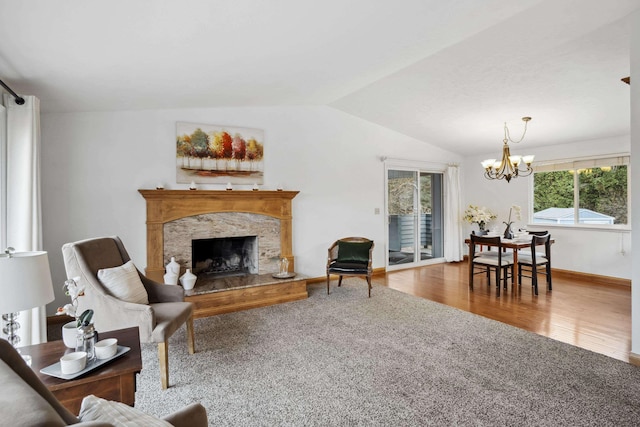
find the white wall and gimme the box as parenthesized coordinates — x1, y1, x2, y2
(461, 135, 632, 280)
(40, 105, 461, 315)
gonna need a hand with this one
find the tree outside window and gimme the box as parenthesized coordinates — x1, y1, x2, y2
(533, 157, 628, 226)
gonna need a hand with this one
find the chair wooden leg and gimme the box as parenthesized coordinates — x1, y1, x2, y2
(532, 265, 539, 296)
(186, 316, 195, 355)
(547, 264, 553, 291)
(510, 265, 514, 288)
(327, 273, 330, 294)
(367, 275, 372, 298)
(158, 340, 169, 390)
(495, 267, 500, 297)
(338, 276, 343, 287)
(468, 262, 474, 291)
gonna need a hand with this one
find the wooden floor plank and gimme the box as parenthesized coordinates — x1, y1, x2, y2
(373, 262, 631, 363)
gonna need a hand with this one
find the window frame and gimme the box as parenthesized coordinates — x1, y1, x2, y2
(531, 154, 631, 231)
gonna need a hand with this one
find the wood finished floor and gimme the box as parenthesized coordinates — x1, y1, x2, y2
(372, 261, 631, 363)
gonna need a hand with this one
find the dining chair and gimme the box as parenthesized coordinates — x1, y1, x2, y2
(517, 233, 552, 295)
(468, 234, 514, 296)
(471, 230, 503, 256)
(518, 230, 550, 258)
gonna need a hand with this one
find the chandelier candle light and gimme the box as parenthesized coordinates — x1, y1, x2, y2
(482, 117, 535, 182)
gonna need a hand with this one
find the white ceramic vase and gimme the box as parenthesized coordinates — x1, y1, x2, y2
(165, 257, 180, 275)
(163, 271, 178, 285)
(62, 321, 78, 348)
(180, 269, 197, 290)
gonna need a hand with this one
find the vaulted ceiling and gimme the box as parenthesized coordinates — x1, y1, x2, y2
(0, 0, 637, 155)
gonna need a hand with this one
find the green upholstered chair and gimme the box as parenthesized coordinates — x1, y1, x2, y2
(326, 237, 374, 297)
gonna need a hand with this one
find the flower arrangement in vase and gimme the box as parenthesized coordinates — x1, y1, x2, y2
(56, 277, 85, 320)
(463, 205, 496, 235)
(503, 204, 522, 239)
(56, 277, 90, 348)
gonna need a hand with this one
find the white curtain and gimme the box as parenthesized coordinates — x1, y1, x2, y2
(0, 94, 47, 346)
(444, 164, 463, 262)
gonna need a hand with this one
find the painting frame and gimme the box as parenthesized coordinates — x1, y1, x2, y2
(176, 122, 264, 185)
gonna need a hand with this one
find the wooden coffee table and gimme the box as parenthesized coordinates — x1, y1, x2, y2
(21, 326, 142, 415)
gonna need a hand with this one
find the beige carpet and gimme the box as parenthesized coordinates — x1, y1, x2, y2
(134, 279, 640, 426)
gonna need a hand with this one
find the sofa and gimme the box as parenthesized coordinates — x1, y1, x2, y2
(0, 338, 207, 426)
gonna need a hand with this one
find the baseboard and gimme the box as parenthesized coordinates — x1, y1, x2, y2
(552, 269, 630, 287)
(629, 352, 640, 367)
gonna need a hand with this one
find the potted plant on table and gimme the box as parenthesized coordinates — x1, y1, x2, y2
(56, 277, 87, 348)
(463, 205, 497, 235)
(503, 204, 522, 239)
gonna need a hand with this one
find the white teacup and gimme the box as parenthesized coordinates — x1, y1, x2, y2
(60, 351, 87, 374)
(95, 338, 118, 359)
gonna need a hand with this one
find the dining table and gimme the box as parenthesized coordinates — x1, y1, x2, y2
(464, 234, 554, 289)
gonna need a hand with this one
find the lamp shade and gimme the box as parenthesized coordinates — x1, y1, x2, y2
(0, 251, 55, 314)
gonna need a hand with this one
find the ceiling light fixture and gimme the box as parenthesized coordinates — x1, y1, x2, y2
(481, 117, 534, 183)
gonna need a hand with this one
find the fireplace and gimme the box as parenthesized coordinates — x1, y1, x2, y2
(138, 189, 306, 318)
(138, 189, 299, 282)
(192, 236, 258, 278)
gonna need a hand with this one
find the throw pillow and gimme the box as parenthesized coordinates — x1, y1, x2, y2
(97, 260, 149, 305)
(336, 241, 372, 264)
(79, 395, 171, 427)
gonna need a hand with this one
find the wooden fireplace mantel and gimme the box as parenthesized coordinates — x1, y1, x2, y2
(138, 189, 299, 282)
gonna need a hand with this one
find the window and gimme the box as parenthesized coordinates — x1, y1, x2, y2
(533, 156, 629, 226)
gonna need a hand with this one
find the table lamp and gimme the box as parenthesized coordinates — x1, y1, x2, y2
(0, 248, 55, 358)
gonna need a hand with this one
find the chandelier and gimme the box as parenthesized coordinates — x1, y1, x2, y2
(482, 117, 534, 183)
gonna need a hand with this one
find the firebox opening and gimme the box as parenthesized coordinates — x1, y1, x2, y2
(192, 236, 258, 278)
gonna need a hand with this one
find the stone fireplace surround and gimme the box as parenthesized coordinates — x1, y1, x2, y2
(165, 213, 277, 276)
(138, 189, 308, 317)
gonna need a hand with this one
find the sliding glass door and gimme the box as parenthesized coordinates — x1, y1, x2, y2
(386, 168, 444, 269)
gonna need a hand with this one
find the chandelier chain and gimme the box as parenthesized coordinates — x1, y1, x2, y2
(504, 116, 530, 144)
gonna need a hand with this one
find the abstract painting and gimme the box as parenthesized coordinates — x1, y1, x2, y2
(176, 122, 264, 184)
